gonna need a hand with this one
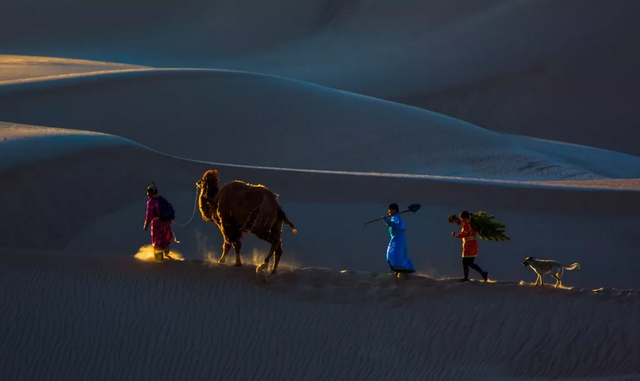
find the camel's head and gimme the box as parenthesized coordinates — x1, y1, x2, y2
(196, 169, 220, 197)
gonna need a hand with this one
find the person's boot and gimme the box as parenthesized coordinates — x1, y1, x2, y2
(164, 249, 174, 261)
(154, 249, 164, 262)
(482, 272, 489, 282)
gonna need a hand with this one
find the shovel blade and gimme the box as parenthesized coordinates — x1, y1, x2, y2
(408, 204, 421, 213)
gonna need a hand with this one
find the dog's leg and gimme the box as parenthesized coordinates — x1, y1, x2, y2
(533, 272, 541, 287)
(557, 269, 564, 288)
(554, 267, 564, 288)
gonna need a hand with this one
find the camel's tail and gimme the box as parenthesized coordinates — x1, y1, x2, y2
(563, 263, 580, 271)
(278, 207, 298, 234)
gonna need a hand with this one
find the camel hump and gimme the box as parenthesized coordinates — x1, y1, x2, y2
(278, 206, 298, 234)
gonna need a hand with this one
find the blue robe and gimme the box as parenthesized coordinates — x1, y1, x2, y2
(383, 214, 415, 274)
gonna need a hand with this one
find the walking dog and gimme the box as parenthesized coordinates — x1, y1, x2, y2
(522, 256, 580, 288)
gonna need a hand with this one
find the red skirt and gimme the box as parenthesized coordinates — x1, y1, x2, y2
(462, 240, 478, 257)
(150, 219, 172, 250)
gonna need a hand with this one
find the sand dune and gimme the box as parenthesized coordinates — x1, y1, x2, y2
(1, 70, 640, 181)
(2, 118, 640, 380)
(0, 252, 638, 381)
(2, 122, 640, 292)
(2, 2, 640, 377)
(1, 1, 638, 155)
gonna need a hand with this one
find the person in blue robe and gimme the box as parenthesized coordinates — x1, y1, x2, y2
(383, 203, 416, 278)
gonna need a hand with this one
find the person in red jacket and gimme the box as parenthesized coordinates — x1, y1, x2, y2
(450, 211, 489, 282)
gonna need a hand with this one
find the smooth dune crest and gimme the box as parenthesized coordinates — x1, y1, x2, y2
(0, 54, 148, 83)
(0, 122, 137, 170)
(1, 69, 640, 181)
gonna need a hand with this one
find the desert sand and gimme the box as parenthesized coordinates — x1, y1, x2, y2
(1, 1, 640, 380)
(2, 0, 638, 155)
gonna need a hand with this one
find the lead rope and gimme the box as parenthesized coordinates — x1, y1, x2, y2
(171, 186, 200, 243)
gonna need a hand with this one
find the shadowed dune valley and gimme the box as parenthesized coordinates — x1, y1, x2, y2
(1, 1, 640, 380)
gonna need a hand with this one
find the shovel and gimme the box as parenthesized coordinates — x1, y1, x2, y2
(364, 204, 422, 225)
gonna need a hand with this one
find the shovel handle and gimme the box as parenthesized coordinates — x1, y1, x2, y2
(363, 210, 411, 225)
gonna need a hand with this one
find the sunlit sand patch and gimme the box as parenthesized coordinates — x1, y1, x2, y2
(462, 278, 496, 283)
(244, 248, 301, 271)
(518, 280, 574, 290)
(202, 248, 300, 269)
(134, 244, 185, 262)
(0, 55, 145, 66)
(203, 250, 219, 265)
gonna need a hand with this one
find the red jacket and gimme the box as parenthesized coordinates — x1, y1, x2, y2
(453, 221, 478, 257)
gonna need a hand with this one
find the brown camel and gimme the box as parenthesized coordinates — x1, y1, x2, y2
(196, 169, 298, 274)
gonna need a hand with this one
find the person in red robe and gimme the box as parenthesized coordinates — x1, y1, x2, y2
(143, 183, 174, 261)
(450, 211, 489, 282)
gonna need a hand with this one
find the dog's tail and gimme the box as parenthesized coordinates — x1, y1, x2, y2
(563, 262, 580, 271)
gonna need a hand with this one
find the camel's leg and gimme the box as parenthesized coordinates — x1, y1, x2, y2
(249, 230, 273, 271)
(219, 242, 231, 264)
(271, 243, 283, 274)
(254, 230, 272, 264)
(266, 223, 284, 274)
(233, 240, 243, 267)
(261, 244, 276, 268)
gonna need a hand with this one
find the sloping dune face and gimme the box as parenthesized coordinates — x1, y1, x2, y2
(1, 1, 639, 155)
(2, 122, 640, 291)
(0, 257, 639, 381)
(1, 70, 640, 180)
